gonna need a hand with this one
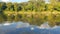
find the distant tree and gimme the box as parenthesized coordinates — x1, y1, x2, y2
(14, 3, 20, 12)
(6, 2, 12, 11)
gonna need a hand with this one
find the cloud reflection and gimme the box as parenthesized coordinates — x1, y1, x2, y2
(0, 22, 60, 29)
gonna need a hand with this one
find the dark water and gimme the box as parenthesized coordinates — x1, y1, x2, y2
(0, 22, 60, 34)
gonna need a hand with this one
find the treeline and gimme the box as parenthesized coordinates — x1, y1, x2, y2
(0, 0, 60, 27)
(0, 0, 60, 12)
(0, 0, 45, 12)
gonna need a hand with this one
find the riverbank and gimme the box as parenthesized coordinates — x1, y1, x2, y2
(4, 11, 60, 16)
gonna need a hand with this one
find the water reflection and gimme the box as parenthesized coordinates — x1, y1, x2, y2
(0, 22, 60, 34)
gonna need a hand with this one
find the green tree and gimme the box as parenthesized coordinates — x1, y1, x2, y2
(6, 2, 12, 11)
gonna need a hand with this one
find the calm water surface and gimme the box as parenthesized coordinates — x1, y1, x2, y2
(0, 21, 60, 34)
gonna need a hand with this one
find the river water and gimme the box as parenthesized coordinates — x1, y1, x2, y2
(0, 21, 60, 34)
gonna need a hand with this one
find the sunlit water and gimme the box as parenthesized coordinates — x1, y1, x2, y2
(0, 21, 60, 34)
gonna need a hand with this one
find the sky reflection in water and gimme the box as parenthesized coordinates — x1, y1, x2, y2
(0, 22, 60, 34)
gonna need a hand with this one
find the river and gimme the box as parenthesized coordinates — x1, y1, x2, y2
(0, 21, 60, 34)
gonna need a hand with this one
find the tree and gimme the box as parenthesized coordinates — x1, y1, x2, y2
(6, 2, 12, 11)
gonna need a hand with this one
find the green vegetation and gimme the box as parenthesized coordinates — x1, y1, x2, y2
(0, 0, 60, 26)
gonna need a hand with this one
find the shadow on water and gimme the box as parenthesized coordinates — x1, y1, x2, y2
(0, 21, 60, 34)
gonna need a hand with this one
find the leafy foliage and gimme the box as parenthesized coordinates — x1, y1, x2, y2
(0, 0, 60, 26)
